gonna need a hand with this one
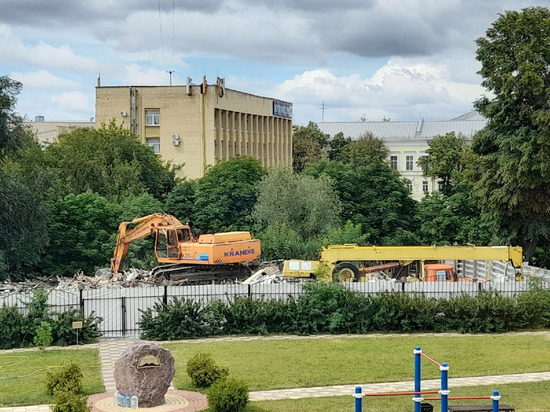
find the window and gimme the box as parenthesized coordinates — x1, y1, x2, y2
(405, 179, 412, 192)
(146, 110, 160, 126)
(423, 180, 429, 192)
(406, 155, 414, 171)
(390, 155, 398, 170)
(147, 137, 160, 154)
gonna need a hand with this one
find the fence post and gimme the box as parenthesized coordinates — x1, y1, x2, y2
(121, 296, 126, 336)
(414, 346, 422, 412)
(491, 390, 500, 412)
(79, 287, 84, 315)
(163, 285, 168, 306)
(440, 362, 449, 412)
(354, 386, 363, 412)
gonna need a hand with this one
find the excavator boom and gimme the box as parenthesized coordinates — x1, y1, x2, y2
(110, 213, 187, 272)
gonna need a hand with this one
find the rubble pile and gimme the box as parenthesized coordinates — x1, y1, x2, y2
(0, 261, 295, 296)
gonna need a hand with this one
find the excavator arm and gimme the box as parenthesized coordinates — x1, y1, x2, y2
(110, 213, 185, 273)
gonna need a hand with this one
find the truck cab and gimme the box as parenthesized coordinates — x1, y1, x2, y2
(424, 264, 457, 282)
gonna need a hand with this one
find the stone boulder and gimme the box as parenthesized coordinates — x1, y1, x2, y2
(114, 343, 175, 407)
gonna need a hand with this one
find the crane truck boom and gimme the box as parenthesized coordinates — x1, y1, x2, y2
(282, 244, 523, 282)
(110, 213, 261, 283)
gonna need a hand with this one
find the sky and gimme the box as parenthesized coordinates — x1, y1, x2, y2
(1, 0, 548, 125)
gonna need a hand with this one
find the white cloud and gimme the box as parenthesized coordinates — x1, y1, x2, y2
(50, 91, 92, 113)
(276, 55, 485, 124)
(11, 70, 79, 91)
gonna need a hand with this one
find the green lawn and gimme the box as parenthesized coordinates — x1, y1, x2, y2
(0, 349, 102, 406)
(2, 333, 550, 410)
(244, 381, 550, 411)
(164, 334, 550, 391)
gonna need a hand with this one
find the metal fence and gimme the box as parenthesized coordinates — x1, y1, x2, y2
(2, 275, 550, 338)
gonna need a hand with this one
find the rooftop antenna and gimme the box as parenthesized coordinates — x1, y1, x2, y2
(319, 101, 326, 122)
(167, 70, 175, 86)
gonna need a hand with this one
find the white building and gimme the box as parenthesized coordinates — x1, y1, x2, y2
(318, 112, 486, 200)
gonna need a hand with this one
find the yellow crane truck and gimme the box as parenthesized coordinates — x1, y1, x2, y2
(281, 245, 523, 282)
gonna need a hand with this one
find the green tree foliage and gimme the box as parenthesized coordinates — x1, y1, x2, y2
(417, 189, 492, 246)
(328, 132, 351, 161)
(0, 170, 50, 280)
(42, 192, 120, 276)
(417, 132, 468, 195)
(257, 222, 321, 261)
(471, 7, 550, 260)
(253, 167, 341, 241)
(0, 76, 34, 158)
(307, 161, 419, 245)
(292, 122, 328, 173)
(338, 132, 390, 167)
(163, 179, 196, 223)
(44, 121, 177, 200)
(193, 157, 265, 233)
(322, 220, 369, 246)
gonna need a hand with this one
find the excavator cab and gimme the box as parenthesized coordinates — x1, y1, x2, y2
(155, 227, 194, 258)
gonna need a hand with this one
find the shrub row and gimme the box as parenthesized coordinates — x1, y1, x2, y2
(0, 289, 102, 349)
(139, 281, 550, 340)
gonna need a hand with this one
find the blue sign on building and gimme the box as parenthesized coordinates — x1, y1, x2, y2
(273, 100, 293, 118)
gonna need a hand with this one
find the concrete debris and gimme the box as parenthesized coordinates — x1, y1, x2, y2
(0, 261, 299, 296)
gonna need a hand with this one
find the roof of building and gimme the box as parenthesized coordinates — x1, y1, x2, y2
(318, 112, 487, 141)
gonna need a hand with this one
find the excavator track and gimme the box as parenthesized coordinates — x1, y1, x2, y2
(151, 263, 253, 285)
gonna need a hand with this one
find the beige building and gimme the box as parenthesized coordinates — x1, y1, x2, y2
(95, 77, 293, 179)
(25, 116, 95, 146)
(318, 112, 487, 200)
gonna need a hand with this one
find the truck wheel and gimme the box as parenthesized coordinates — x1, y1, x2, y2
(333, 263, 359, 282)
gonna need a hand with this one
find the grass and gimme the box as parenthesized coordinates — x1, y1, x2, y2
(1, 333, 550, 410)
(244, 381, 550, 411)
(0, 348, 103, 406)
(164, 333, 550, 391)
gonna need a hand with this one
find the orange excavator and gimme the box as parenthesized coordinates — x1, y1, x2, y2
(110, 213, 261, 283)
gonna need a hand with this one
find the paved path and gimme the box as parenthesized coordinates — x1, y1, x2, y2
(2, 333, 550, 411)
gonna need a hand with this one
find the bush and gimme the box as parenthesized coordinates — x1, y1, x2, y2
(34, 321, 53, 350)
(138, 298, 210, 340)
(207, 377, 249, 412)
(46, 363, 83, 395)
(50, 391, 91, 412)
(0, 304, 25, 349)
(186, 353, 228, 388)
(51, 310, 102, 346)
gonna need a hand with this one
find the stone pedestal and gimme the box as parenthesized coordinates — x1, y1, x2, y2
(114, 343, 175, 407)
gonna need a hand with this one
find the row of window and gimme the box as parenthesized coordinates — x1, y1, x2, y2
(405, 180, 430, 193)
(389, 155, 428, 172)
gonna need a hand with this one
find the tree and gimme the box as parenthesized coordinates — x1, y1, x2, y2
(338, 132, 389, 167)
(0, 76, 34, 159)
(292, 122, 328, 173)
(306, 160, 419, 245)
(193, 156, 265, 233)
(417, 132, 468, 195)
(471, 6, 550, 260)
(44, 121, 177, 200)
(42, 191, 120, 276)
(164, 180, 196, 223)
(0, 169, 50, 280)
(253, 167, 341, 241)
(417, 189, 492, 246)
(328, 132, 351, 161)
